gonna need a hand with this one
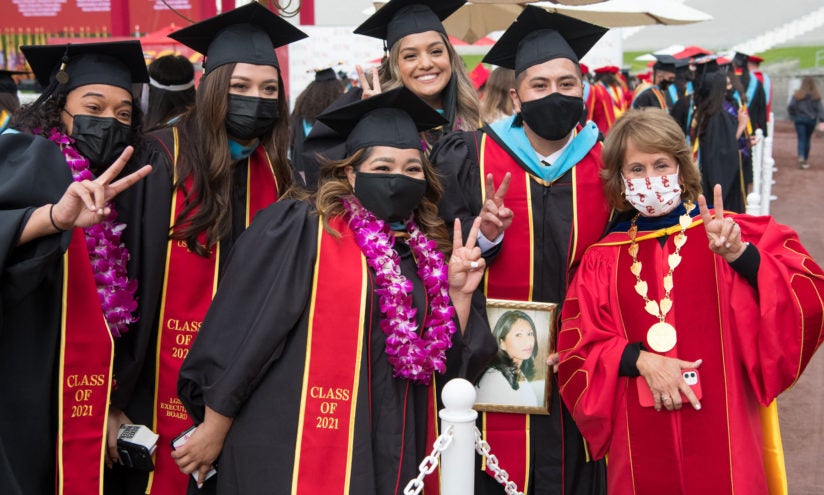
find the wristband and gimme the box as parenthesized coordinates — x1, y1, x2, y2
(49, 204, 66, 233)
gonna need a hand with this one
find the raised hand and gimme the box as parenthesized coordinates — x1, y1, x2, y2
(697, 184, 747, 263)
(356, 64, 382, 100)
(479, 172, 513, 241)
(51, 146, 152, 230)
(448, 217, 485, 332)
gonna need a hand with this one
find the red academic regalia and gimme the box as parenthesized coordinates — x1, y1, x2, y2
(557, 211, 824, 495)
(586, 83, 616, 135)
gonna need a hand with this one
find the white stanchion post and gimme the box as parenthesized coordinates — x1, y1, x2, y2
(439, 379, 478, 495)
(751, 129, 766, 215)
(762, 114, 777, 215)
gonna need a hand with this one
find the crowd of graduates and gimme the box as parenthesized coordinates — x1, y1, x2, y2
(1, 2, 823, 495)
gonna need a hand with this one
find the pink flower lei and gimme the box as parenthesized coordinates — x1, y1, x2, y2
(47, 128, 138, 337)
(342, 196, 456, 385)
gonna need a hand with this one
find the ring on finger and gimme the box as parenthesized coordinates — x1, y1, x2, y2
(470, 261, 480, 269)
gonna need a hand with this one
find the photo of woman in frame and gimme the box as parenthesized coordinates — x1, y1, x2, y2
(475, 300, 556, 414)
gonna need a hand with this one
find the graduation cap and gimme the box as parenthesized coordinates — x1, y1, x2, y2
(169, 2, 307, 75)
(354, 0, 464, 50)
(594, 65, 619, 75)
(482, 6, 607, 76)
(651, 54, 681, 73)
(314, 68, 338, 82)
(748, 55, 764, 65)
(732, 51, 750, 68)
(0, 70, 27, 94)
(21, 40, 148, 94)
(316, 86, 448, 156)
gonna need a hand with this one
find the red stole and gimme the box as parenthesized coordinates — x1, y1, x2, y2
(291, 216, 441, 494)
(478, 133, 609, 492)
(292, 216, 367, 494)
(58, 229, 115, 495)
(147, 130, 278, 494)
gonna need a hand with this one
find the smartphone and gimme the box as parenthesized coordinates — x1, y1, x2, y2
(636, 368, 703, 408)
(171, 425, 217, 482)
(117, 424, 158, 471)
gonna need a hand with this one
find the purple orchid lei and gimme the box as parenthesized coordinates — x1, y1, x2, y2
(342, 196, 456, 385)
(47, 128, 138, 337)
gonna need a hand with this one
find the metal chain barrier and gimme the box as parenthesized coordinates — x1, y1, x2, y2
(474, 427, 524, 495)
(403, 425, 455, 495)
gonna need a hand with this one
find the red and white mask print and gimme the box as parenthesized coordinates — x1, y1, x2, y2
(623, 171, 681, 217)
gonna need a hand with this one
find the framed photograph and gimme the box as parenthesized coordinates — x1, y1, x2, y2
(474, 299, 558, 415)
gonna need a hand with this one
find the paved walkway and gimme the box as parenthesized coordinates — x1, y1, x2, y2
(767, 120, 824, 495)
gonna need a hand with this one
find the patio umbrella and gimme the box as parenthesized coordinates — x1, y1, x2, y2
(441, 3, 524, 44)
(539, 0, 713, 28)
(468, 0, 607, 5)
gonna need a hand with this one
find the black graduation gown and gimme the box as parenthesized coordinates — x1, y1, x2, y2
(105, 128, 260, 494)
(632, 86, 673, 112)
(0, 133, 73, 495)
(697, 112, 745, 213)
(176, 200, 495, 494)
(670, 95, 693, 137)
(429, 131, 607, 495)
(741, 72, 768, 136)
(289, 116, 310, 188)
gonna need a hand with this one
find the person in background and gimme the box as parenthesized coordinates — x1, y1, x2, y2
(143, 54, 196, 131)
(173, 87, 495, 494)
(0, 70, 24, 133)
(104, 5, 306, 494)
(558, 108, 824, 494)
(748, 55, 772, 120)
(479, 66, 515, 124)
(787, 76, 824, 170)
(581, 62, 616, 135)
(594, 65, 630, 120)
(632, 54, 680, 112)
(692, 70, 748, 213)
(290, 67, 345, 186)
(0, 40, 150, 495)
(431, 7, 611, 495)
(732, 51, 768, 137)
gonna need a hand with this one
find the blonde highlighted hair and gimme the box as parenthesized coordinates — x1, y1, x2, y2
(379, 32, 480, 131)
(601, 108, 702, 212)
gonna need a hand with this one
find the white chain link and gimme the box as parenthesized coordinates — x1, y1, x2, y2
(402, 425, 455, 495)
(474, 427, 524, 495)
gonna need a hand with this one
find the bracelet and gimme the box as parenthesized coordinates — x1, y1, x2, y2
(49, 204, 66, 233)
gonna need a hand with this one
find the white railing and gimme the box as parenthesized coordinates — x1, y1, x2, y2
(746, 114, 777, 216)
(731, 7, 824, 55)
(403, 378, 525, 495)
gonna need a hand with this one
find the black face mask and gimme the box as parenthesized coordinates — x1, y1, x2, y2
(658, 79, 674, 91)
(66, 112, 133, 171)
(353, 172, 427, 223)
(518, 92, 583, 141)
(225, 94, 279, 140)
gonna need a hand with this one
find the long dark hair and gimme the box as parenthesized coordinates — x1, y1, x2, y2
(172, 62, 292, 256)
(486, 310, 538, 390)
(694, 71, 727, 136)
(312, 146, 450, 253)
(291, 78, 344, 125)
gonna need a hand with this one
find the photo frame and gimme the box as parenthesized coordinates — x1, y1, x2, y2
(474, 299, 557, 415)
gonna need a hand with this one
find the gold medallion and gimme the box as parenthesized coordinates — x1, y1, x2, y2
(647, 322, 677, 353)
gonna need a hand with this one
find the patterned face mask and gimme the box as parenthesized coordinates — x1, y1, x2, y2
(623, 170, 681, 217)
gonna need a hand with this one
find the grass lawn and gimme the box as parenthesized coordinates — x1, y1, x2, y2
(624, 46, 824, 73)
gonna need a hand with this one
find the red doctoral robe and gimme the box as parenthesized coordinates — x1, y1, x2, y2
(557, 211, 824, 495)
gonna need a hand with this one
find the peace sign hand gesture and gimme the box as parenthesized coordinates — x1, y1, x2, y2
(51, 146, 151, 229)
(697, 184, 747, 263)
(479, 172, 513, 241)
(449, 217, 485, 332)
(356, 64, 382, 100)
